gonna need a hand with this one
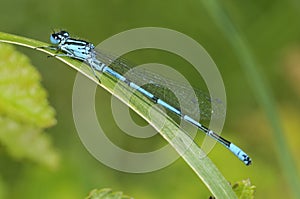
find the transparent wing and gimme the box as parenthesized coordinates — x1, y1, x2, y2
(92, 48, 225, 121)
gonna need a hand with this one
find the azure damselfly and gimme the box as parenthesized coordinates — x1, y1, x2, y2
(46, 30, 252, 166)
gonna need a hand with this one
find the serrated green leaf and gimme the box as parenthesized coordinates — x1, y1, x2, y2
(0, 43, 58, 169)
(0, 43, 56, 127)
(232, 179, 256, 199)
(85, 188, 133, 199)
(0, 116, 59, 169)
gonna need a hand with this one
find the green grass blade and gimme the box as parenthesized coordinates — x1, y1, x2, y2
(0, 31, 238, 198)
(201, 1, 300, 198)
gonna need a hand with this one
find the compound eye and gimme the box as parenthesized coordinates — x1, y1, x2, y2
(50, 34, 60, 45)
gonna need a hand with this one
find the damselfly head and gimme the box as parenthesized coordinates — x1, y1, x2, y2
(50, 30, 70, 45)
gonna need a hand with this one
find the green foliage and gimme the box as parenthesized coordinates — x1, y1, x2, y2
(0, 1, 298, 198)
(0, 43, 58, 169)
(85, 188, 133, 199)
(232, 179, 256, 199)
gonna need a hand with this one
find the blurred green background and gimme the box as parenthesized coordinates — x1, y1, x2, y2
(0, 0, 300, 198)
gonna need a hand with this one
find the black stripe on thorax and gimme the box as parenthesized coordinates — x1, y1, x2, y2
(65, 39, 90, 46)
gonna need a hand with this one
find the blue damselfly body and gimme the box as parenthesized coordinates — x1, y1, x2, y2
(47, 30, 252, 166)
